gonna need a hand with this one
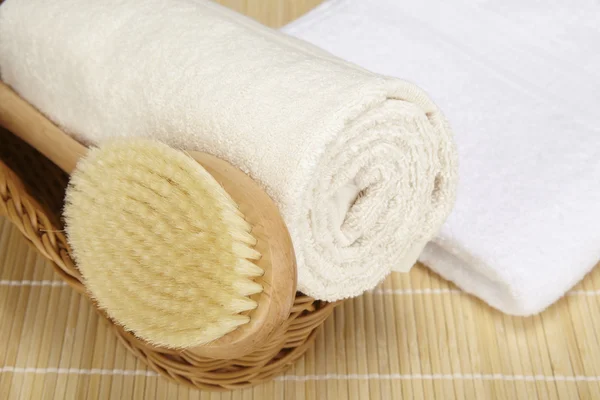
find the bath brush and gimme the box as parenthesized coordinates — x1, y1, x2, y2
(0, 81, 296, 359)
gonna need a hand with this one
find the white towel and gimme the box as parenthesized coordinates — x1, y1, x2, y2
(283, 0, 600, 314)
(0, 0, 457, 301)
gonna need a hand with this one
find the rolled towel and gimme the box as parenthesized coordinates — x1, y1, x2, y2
(0, 0, 457, 301)
(282, 0, 600, 313)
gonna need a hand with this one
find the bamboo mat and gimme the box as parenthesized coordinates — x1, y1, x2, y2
(1, 217, 600, 400)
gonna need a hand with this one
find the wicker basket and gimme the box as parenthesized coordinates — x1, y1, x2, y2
(0, 128, 338, 391)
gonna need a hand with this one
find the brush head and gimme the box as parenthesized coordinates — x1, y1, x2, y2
(64, 139, 264, 349)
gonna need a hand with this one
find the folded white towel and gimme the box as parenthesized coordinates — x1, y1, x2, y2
(0, 0, 457, 301)
(283, 0, 600, 314)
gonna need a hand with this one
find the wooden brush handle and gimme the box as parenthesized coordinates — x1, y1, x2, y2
(0, 82, 87, 174)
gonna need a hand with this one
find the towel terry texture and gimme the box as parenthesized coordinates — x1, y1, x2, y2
(0, 0, 457, 301)
(282, 0, 600, 314)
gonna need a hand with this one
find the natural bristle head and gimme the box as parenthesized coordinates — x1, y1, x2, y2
(64, 139, 263, 349)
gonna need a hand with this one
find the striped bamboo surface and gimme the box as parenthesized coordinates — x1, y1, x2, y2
(1, 217, 600, 399)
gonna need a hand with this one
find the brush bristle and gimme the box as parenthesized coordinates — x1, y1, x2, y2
(64, 139, 264, 349)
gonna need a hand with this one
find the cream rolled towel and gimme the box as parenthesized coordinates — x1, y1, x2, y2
(0, 0, 457, 301)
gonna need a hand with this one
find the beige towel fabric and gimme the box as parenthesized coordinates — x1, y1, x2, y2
(0, 0, 457, 301)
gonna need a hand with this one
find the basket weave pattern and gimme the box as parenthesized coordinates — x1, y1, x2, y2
(0, 129, 337, 390)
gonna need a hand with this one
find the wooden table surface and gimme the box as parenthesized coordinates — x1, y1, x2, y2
(215, 0, 323, 27)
